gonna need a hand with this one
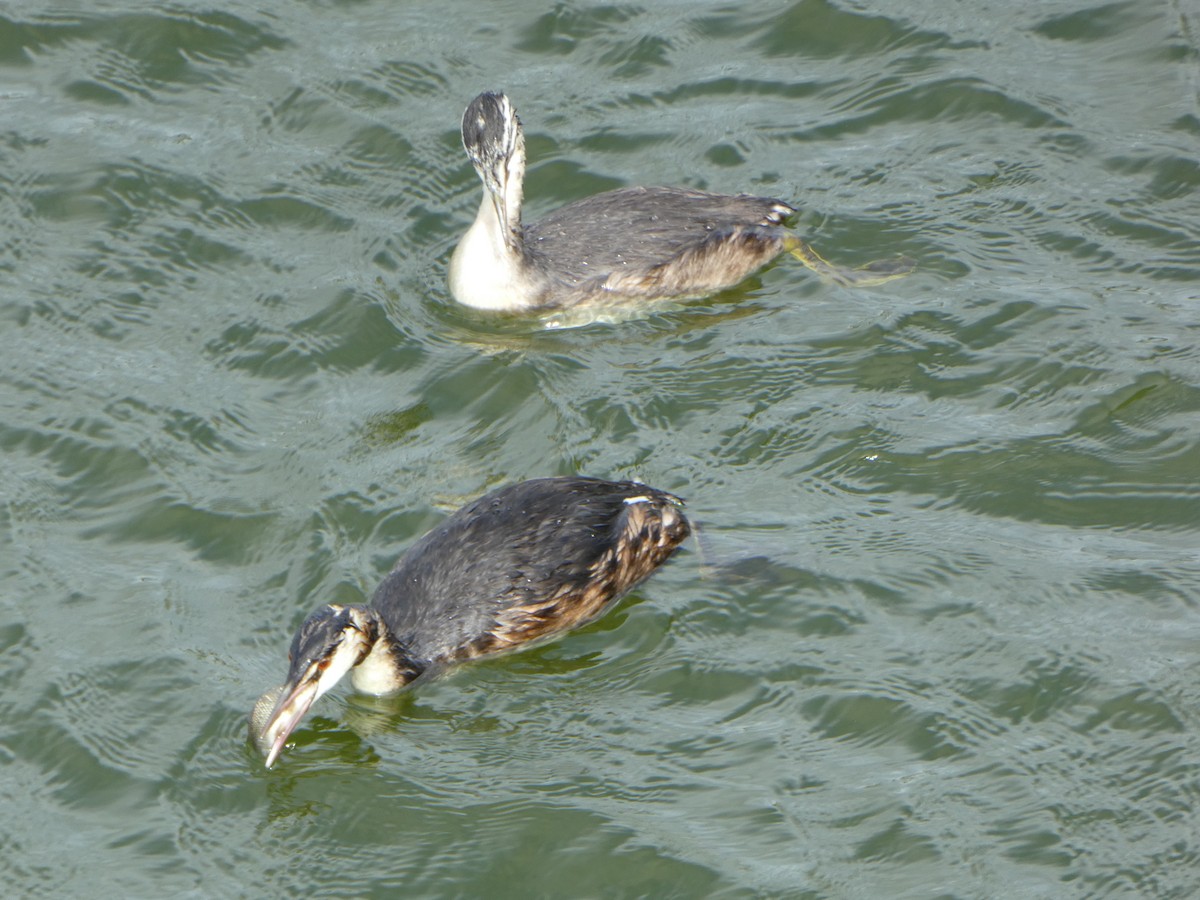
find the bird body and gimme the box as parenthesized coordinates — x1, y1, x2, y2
(525, 186, 793, 302)
(252, 477, 690, 766)
(448, 91, 913, 311)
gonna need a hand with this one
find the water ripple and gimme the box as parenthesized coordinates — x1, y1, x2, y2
(3, 0, 1200, 895)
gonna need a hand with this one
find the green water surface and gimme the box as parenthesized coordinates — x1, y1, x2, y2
(2, 1, 1199, 896)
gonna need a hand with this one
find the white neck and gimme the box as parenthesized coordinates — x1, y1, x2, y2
(349, 623, 420, 695)
(448, 147, 547, 311)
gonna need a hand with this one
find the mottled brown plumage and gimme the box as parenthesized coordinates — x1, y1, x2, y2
(522, 186, 795, 303)
(466, 492, 688, 655)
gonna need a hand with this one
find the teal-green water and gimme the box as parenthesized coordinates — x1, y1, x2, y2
(3, 1, 1200, 896)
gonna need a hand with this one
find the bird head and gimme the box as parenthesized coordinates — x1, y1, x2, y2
(251, 604, 379, 768)
(461, 91, 525, 248)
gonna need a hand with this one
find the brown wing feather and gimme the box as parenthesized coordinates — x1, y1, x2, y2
(373, 478, 690, 666)
(523, 186, 793, 299)
(467, 489, 690, 656)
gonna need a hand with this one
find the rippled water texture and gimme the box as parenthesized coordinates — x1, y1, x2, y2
(3, 0, 1199, 896)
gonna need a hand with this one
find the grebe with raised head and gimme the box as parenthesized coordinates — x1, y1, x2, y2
(251, 476, 690, 767)
(448, 91, 914, 311)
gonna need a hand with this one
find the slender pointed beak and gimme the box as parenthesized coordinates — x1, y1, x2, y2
(486, 174, 518, 254)
(256, 669, 324, 768)
(249, 604, 373, 768)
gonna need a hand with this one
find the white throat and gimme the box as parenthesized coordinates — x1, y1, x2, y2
(448, 146, 548, 311)
(447, 203, 526, 310)
(349, 627, 411, 695)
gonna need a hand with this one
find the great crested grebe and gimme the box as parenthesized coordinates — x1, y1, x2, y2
(251, 476, 690, 767)
(448, 91, 913, 311)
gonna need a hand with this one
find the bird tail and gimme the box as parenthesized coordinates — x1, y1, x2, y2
(619, 489, 690, 552)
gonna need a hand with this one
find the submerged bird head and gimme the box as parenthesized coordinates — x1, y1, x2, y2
(251, 604, 383, 768)
(461, 91, 526, 248)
